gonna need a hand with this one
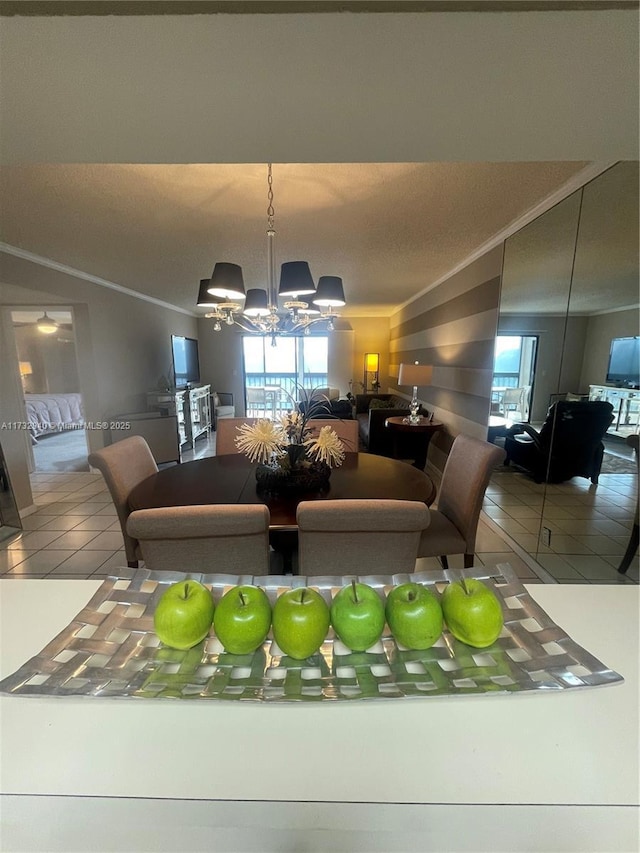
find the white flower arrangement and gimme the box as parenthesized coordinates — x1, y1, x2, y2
(234, 386, 346, 470)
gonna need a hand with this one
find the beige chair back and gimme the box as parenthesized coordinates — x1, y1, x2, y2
(297, 499, 430, 575)
(126, 504, 271, 573)
(305, 418, 359, 453)
(310, 387, 340, 401)
(215, 418, 259, 455)
(418, 434, 505, 567)
(88, 436, 158, 565)
(246, 387, 268, 416)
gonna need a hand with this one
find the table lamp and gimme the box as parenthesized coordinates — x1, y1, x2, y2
(398, 361, 433, 424)
(363, 352, 380, 392)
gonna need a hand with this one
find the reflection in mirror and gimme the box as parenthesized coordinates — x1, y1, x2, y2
(537, 161, 639, 578)
(570, 160, 639, 432)
(496, 190, 582, 424)
(491, 162, 639, 581)
(0, 440, 22, 540)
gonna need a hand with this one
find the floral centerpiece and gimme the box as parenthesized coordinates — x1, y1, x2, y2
(234, 387, 346, 493)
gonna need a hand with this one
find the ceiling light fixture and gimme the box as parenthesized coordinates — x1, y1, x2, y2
(36, 312, 59, 334)
(199, 164, 346, 345)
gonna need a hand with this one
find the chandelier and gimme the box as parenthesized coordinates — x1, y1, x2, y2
(197, 164, 346, 343)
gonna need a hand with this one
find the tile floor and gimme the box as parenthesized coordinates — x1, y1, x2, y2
(1, 432, 636, 585)
(484, 468, 638, 585)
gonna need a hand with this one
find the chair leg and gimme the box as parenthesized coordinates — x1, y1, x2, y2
(618, 523, 639, 575)
(463, 553, 474, 568)
(439, 556, 449, 570)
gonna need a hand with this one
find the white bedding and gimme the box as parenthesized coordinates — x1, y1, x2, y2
(24, 393, 85, 439)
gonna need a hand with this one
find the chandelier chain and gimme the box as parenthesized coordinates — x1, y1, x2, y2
(202, 162, 343, 340)
(267, 162, 274, 233)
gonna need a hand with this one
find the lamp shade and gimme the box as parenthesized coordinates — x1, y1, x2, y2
(19, 361, 32, 377)
(398, 362, 433, 387)
(207, 263, 246, 300)
(313, 276, 346, 307)
(364, 353, 379, 373)
(36, 312, 59, 334)
(278, 261, 316, 297)
(196, 279, 222, 308)
(243, 288, 270, 317)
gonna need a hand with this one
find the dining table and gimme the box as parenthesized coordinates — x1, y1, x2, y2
(129, 452, 436, 572)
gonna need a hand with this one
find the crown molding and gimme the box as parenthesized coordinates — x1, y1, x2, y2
(1, 1, 637, 16)
(0, 242, 197, 317)
(393, 160, 618, 316)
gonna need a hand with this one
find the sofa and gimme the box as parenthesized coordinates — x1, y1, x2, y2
(355, 393, 426, 457)
(299, 389, 353, 420)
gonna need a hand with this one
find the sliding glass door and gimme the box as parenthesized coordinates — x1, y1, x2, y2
(492, 335, 538, 422)
(242, 336, 328, 416)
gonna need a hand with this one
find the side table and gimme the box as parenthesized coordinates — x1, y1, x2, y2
(487, 415, 513, 444)
(384, 416, 443, 470)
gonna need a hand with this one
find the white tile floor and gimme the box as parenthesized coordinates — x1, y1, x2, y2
(1, 432, 636, 584)
(484, 468, 638, 585)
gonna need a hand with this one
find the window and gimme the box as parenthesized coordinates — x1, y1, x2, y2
(242, 336, 328, 415)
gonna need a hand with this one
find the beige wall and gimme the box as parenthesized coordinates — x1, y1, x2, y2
(581, 309, 640, 389)
(1, 12, 636, 164)
(346, 317, 390, 395)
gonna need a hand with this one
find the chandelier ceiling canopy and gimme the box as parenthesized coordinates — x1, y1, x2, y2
(197, 164, 346, 342)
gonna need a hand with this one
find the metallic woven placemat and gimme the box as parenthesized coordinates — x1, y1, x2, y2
(0, 564, 623, 701)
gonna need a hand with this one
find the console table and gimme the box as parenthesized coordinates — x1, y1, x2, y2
(147, 385, 212, 448)
(589, 384, 639, 432)
(1, 581, 637, 852)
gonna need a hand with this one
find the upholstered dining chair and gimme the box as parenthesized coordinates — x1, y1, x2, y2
(215, 418, 259, 455)
(246, 387, 268, 417)
(296, 499, 430, 575)
(126, 504, 271, 573)
(88, 435, 158, 568)
(618, 433, 639, 575)
(305, 418, 359, 453)
(416, 434, 506, 569)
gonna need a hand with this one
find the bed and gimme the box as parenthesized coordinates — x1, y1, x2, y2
(24, 393, 85, 441)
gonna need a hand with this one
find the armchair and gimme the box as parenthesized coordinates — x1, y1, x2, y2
(504, 400, 614, 484)
(212, 392, 235, 430)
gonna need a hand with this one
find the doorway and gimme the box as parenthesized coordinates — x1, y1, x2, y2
(492, 335, 538, 422)
(10, 308, 89, 474)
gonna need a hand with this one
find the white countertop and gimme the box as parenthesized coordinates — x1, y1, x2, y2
(1, 578, 638, 852)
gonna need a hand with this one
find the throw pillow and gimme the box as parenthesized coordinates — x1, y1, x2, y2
(369, 398, 389, 409)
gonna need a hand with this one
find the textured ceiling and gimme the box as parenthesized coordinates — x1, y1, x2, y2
(0, 161, 597, 317)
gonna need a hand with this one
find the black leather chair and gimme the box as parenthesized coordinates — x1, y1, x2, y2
(504, 400, 614, 484)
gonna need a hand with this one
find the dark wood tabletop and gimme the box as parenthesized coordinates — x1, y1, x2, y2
(128, 452, 437, 529)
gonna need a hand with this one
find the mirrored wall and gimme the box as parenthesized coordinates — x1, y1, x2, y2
(492, 161, 639, 573)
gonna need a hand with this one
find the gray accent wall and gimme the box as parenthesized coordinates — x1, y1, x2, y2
(390, 246, 503, 473)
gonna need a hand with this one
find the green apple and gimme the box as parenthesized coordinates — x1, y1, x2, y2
(213, 585, 272, 654)
(272, 587, 330, 660)
(385, 582, 443, 650)
(441, 578, 504, 648)
(153, 579, 215, 650)
(330, 580, 386, 652)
